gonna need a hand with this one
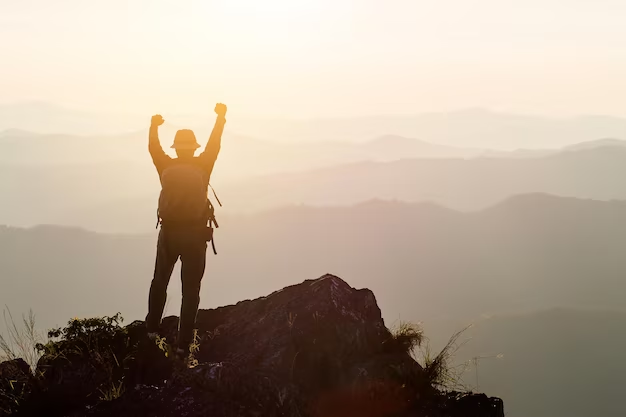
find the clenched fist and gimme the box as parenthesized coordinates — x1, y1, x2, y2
(151, 114, 165, 127)
(214, 103, 227, 118)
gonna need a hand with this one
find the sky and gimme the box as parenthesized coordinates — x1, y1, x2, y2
(2, 0, 626, 119)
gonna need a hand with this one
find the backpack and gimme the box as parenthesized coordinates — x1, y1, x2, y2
(156, 164, 221, 253)
(158, 164, 209, 224)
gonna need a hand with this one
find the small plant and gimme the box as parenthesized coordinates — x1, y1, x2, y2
(98, 380, 125, 401)
(417, 325, 472, 391)
(155, 335, 170, 357)
(0, 307, 44, 369)
(187, 329, 200, 368)
(189, 329, 200, 355)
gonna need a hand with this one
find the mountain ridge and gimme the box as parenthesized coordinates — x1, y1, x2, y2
(3, 102, 626, 148)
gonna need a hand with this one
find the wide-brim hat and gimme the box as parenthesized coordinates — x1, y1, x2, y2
(171, 129, 201, 150)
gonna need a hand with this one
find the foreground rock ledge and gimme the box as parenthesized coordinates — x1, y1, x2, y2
(0, 274, 504, 417)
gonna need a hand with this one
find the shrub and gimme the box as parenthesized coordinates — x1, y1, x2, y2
(36, 313, 126, 356)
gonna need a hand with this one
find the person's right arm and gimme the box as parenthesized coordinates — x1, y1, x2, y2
(149, 114, 171, 174)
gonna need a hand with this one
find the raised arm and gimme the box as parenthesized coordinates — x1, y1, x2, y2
(198, 103, 227, 171)
(148, 114, 171, 174)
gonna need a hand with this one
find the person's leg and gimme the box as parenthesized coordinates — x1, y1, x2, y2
(146, 229, 179, 333)
(178, 231, 207, 349)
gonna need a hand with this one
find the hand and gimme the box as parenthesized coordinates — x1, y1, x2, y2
(151, 114, 165, 127)
(214, 103, 227, 118)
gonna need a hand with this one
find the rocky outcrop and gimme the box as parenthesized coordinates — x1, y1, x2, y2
(0, 274, 504, 417)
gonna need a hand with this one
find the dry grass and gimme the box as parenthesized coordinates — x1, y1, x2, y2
(0, 307, 43, 369)
(417, 325, 472, 391)
(384, 321, 425, 357)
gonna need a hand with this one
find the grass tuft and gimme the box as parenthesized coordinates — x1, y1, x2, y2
(98, 380, 125, 401)
(417, 325, 472, 391)
(386, 321, 424, 355)
(0, 307, 43, 370)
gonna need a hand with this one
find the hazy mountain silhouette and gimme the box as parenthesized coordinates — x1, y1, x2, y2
(563, 137, 626, 151)
(211, 133, 481, 178)
(213, 144, 626, 213)
(0, 102, 140, 136)
(3, 194, 626, 329)
(4, 103, 626, 149)
(233, 109, 626, 149)
(5, 140, 626, 231)
(479, 137, 626, 159)
(0, 161, 155, 229)
(0, 128, 149, 165)
(0, 128, 478, 168)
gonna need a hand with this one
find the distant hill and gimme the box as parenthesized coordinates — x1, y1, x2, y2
(0, 129, 479, 229)
(213, 143, 626, 213)
(232, 109, 626, 149)
(480, 137, 626, 159)
(0, 128, 147, 165)
(456, 308, 626, 417)
(213, 133, 481, 178)
(0, 225, 154, 329)
(3, 103, 626, 149)
(3, 194, 626, 330)
(0, 102, 139, 136)
(357, 134, 479, 159)
(0, 128, 478, 167)
(4, 139, 626, 231)
(563, 137, 626, 151)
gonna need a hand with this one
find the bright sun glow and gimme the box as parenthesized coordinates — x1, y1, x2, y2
(206, 0, 326, 46)
(216, 0, 320, 16)
(144, 0, 331, 66)
(4, 0, 626, 118)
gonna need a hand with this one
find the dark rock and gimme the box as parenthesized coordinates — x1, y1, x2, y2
(0, 359, 33, 416)
(4, 274, 504, 417)
(443, 392, 505, 417)
(140, 274, 430, 416)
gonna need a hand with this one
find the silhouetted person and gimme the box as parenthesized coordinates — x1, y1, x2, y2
(145, 103, 227, 353)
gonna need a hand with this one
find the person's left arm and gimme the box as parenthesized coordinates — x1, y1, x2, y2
(198, 103, 227, 174)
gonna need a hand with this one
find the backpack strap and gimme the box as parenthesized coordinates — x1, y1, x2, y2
(156, 209, 161, 229)
(207, 199, 219, 229)
(207, 198, 218, 255)
(209, 184, 222, 207)
(210, 237, 217, 255)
